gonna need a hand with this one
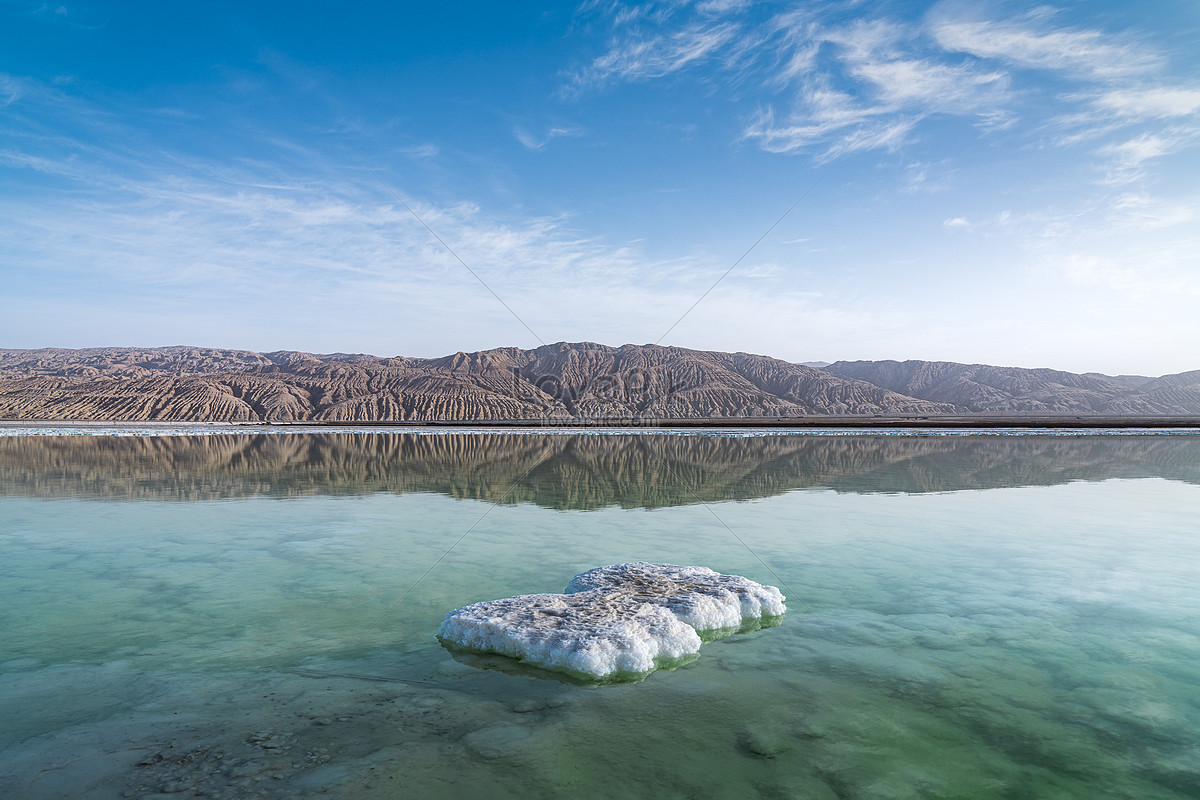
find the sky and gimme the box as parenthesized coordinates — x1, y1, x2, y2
(2, 0, 1199, 375)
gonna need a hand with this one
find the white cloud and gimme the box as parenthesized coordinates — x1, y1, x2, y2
(974, 109, 1017, 133)
(850, 58, 1006, 111)
(1105, 192, 1196, 232)
(815, 17, 1012, 124)
(1, 132, 756, 352)
(400, 143, 439, 158)
(696, 0, 752, 15)
(930, 14, 1161, 79)
(1047, 89, 1200, 158)
(820, 17, 903, 64)
(577, 1, 1197, 176)
(767, 10, 821, 86)
(1095, 133, 1171, 185)
(904, 160, 955, 193)
(1055, 244, 1200, 297)
(1091, 87, 1200, 119)
(573, 7, 1017, 159)
(734, 260, 782, 278)
(826, 118, 918, 159)
(1094, 124, 1200, 185)
(514, 125, 584, 151)
(568, 21, 741, 91)
(925, 5, 1200, 174)
(514, 128, 540, 150)
(0, 148, 83, 177)
(0, 73, 29, 105)
(7, 113, 912, 359)
(743, 99, 917, 161)
(982, 190, 1200, 306)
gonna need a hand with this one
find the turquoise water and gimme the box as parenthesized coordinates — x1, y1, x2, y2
(1, 432, 1199, 798)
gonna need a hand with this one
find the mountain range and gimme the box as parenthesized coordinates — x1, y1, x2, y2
(1, 343, 1198, 422)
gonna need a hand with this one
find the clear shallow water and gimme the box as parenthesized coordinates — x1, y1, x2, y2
(1, 432, 1199, 799)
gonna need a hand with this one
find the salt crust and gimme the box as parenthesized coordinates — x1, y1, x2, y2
(437, 562, 785, 678)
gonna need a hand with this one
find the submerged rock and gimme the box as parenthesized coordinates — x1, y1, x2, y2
(437, 562, 785, 682)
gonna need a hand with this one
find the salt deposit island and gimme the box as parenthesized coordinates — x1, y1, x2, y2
(437, 562, 786, 683)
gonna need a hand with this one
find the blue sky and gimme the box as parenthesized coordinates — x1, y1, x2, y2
(2, 0, 1198, 375)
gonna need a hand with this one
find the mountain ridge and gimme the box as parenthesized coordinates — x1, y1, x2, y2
(823, 359, 1200, 417)
(1, 344, 1198, 421)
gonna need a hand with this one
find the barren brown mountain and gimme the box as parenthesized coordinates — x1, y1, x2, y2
(824, 359, 1200, 416)
(0, 343, 953, 422)
(2, 345, 1197, 421)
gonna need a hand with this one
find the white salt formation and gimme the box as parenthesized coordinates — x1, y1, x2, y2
(437, 562, 785, 680)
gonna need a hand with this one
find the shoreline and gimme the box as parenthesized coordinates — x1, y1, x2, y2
(3, 416, 1200, 431)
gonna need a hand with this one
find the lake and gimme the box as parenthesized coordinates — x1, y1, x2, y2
(2, 428, 1199, 799)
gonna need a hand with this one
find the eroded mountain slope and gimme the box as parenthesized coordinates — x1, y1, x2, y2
(0, 343, 952, 421)
(823, 359, 1200, 416)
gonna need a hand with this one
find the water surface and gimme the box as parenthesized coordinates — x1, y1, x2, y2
(2, 431, 1198, 798)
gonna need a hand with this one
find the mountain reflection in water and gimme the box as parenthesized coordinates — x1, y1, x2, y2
(1, 432, 1198, 507)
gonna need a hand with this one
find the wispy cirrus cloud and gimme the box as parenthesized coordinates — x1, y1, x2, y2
(1090, 87, 1200, 119)
(514, 125, 585, 151)
(5, 75, 822, 353)
(2, 146, 871, 356)
(400, 143, 440, 159)
(1, 73, 29, 105)
(925, 4, 1200, 190)
(951, 191, 1200, 302)
(570, 6, 1013, 159)
(568, 0, 1197, 177)
(929, 12, 1162, 79)
(1095, 131, 1199, 185)
(744, 103, 918, 161)
(742, 16, 1006, 160)
(3, 85, 901, 360)
(565, 20, 741, 93)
